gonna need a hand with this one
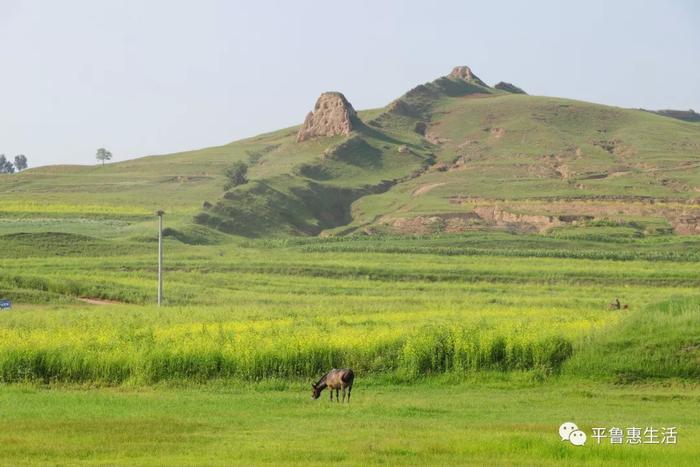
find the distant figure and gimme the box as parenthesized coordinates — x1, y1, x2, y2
(609, 298, 621, 310)
(311, 368, 354, 403)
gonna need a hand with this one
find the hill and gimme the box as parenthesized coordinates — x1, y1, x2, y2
(2, 65, 699, 239)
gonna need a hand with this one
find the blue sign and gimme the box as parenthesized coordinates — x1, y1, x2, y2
(0, 300, 11, 310)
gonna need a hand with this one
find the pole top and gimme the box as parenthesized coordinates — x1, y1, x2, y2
(156, 210, 165, 216)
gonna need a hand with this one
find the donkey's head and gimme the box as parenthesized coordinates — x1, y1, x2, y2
(311, 384, 322, 400)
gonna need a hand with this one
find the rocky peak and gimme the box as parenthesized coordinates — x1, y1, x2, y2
(448, 66, 487, 86)
(450, 66, 475, 81)
(296, 92, 359, 142)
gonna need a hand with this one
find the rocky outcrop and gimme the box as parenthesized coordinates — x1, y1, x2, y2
(382, 213, 481, 234)
(495, 82, 527, 94)
(445, 198, 700, 235)
(380, 207, 595, 235)
(472, 206, 566, 232)
(448, 66, 487, 87)
(297, 92, 359, 142)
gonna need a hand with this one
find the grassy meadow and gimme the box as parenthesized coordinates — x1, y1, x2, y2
(1, 380, 699, 466)
(1, 227, 699, 464)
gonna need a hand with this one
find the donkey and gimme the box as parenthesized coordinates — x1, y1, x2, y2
(608, 298, 629, 311)
(311, 368, 354, 402)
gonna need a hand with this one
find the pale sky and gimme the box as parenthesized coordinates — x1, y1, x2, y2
(1, 0, 698, 168)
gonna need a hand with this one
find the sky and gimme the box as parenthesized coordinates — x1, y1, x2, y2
(1, 0, 698, 168)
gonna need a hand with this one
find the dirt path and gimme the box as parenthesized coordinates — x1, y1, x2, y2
(78, 297, 123, 305)
(412, 182, 446, 197)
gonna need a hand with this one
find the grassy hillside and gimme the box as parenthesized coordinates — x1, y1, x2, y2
(2, 66, 698, 239)
(565, 297, 700, 380)
(348, 91, 700, 235)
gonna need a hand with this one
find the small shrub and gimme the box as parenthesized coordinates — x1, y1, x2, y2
(223, 161, 248, 191)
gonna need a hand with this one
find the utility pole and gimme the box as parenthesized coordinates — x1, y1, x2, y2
(156, 210, 164, 306)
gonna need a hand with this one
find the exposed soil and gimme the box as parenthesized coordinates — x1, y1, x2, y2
(425, 131, 450, 145)
(78, 297, 124, 305)
(412, 182, 446, 197)
(489, 127, 506, 138)
(378, 197, 700, 235)
(380, 213, 481, 234)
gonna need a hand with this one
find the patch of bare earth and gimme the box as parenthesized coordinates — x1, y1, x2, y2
(378, 198, 700, 235)
(489, 127, 506, 138)
(425, 131, 450, 145)
(382, 213, 481, 234)
(412, 183, 446, 197)
(78, 297, 123, 305)
(458, 138, 478, 148)
(463, 198, 700, 234)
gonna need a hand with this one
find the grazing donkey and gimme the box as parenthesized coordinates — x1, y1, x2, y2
(311, 368, 354, 402)
(608, 298, 629, 311)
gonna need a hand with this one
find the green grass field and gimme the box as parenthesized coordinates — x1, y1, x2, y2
(1, 230, 699, 464)
(2, 379, 699, 465)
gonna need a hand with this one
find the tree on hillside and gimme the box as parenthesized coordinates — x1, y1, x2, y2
(223, 161, 248, 190)
(0, 155, 15, 174)
(95, 148, 113, 166)
(13, 155, 28, 171)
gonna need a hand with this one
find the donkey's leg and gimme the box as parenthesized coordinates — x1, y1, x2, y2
(347, 385, 352, 402)
(342, 386, 346, 402)
(335, 388, 339, 402)
(329, 389, 333, 402)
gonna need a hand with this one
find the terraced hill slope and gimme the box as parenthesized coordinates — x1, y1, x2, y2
(2, 66, 699, 239)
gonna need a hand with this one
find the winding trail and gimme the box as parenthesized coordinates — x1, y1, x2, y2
(412, 182, 446, 197)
